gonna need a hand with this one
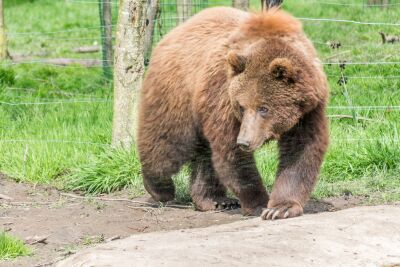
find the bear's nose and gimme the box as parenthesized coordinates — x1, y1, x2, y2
(237, 139, 250, 149)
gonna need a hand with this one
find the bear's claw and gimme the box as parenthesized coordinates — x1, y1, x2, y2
(261, 208, 289, 220)
(261, 201, 303, 220)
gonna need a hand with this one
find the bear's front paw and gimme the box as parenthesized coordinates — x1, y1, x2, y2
(261, 200, 303, 220)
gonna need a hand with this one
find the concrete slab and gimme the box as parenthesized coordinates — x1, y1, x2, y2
(57, 205, 400, 267)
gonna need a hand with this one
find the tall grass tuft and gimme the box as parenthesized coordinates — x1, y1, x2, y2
(63, 148, 143, 195)
(0, 232, 31, 260)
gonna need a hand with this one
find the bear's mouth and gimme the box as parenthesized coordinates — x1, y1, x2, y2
(238, 140, 266, 152)
(237, 134, 280, 152)
(238, 145, 254, 152)
(265, 133, 281, 143)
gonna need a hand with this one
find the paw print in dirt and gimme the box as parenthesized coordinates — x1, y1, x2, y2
(261, 200, 303, 220)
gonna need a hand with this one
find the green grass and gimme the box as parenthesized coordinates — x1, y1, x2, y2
(0, 232, 31, 260)
(64, 148, 142, 195)
(0, 0, 399, 203)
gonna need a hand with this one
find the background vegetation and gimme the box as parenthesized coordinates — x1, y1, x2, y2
(1, 0, 399, 203)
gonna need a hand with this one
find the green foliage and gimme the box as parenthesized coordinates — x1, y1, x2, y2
(0, 59, 111, 182)
(0, 232, 31, 260)
(0, 68, 15, 87)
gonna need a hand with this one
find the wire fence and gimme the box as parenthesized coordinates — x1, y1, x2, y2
(298, 17, 400, 26)
(2, 0, 400, 149)
(306, 1, 400, 7)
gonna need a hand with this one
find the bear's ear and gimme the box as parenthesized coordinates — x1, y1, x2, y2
(227, 51, 247, 75)
(268, 58, 297, 83)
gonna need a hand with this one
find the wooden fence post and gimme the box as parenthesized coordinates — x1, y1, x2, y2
(99, 0, 114, 79)
(232, 0, 249, 10)
(0, 0, 8, 60)
(112, 0, 148, 149)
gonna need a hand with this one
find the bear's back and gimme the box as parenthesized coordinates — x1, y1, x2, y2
(142, 7, 322, 109)
(145, 8, 249, 93)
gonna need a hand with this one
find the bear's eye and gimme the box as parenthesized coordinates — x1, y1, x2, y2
(257, 107, 269, 117)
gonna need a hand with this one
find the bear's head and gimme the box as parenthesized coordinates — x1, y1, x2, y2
(226, 38, 327, 152)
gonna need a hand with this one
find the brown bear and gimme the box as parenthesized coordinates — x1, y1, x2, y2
(137, 7, 329, 220)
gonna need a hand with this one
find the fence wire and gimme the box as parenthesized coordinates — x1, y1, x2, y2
(306, 1, 400, 7)
(2, 0, 400, 148)
(0, 100, 112, 106)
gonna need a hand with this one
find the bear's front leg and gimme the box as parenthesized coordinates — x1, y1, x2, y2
(262, 105, 329, 220)
(200, 101, 268, 215)
(211, 148, 269, 216)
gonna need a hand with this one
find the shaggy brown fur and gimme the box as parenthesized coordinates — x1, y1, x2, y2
(137, 7, 329, 219)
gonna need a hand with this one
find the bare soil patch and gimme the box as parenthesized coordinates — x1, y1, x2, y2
(0, 174, 367, 267)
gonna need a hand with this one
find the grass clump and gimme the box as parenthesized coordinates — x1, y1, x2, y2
(0, 232, 30, 261)
(64, 148, 143, 195)
(0, 68, 15, 86)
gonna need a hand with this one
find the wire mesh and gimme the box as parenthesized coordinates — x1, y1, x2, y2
(154, 0, 210, 44)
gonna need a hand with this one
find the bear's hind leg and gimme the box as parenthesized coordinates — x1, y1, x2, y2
(190, 144, 240, 211)
(142, 169, 176, 203)
(140, 142, 192, 202)
(138, 104, 198, 203)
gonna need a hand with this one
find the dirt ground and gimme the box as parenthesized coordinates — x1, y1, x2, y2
(0, 174, 369, 267)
